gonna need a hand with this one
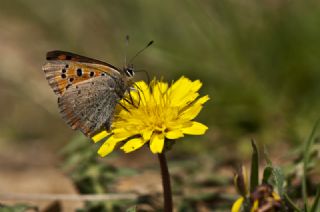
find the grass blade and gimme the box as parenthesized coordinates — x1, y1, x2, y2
(302, 119, 320, 210)
(284, 193, 302, 212)
(311, 186, 320, 212)
(250, 139, 259, 193)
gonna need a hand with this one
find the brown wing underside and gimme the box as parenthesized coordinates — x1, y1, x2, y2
(43, 60, 121, 96)
(46, 50, 120, 70)
(58, 76, 121, 137)
(43, 50, 127, 137)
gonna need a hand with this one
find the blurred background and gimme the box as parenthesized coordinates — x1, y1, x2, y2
(0, 0, 319, 211)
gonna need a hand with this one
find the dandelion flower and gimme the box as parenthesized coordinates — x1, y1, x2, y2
(92, 76, 209, 157)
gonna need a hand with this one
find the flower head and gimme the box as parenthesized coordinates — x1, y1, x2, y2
(232, 184, 282, 212)
(92, 76, 209, 157)
(232, 166, 283, 212)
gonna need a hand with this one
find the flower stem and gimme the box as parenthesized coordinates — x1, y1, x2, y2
(158, 152, 173, 212)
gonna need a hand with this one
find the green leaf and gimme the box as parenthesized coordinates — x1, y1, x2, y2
(311, 186, 320, 212)
(272, 167, 285, 197)
(262, 166, 272, 184)
(0, 203, 38, 212)
(302, 119, 320, 210)
(263, 147, 285, 196)
(250, 139, 259, 193)
(126, 206, 137, 212)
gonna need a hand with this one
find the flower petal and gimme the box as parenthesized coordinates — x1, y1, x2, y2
(180, 105, 203, 120)
(231, 197, 244, 212)
(169, 77, 203, 107)
(97, 136, 122, 157)
(179, 95, 209, 120)
(112, 128, 134, 140)
(92, 130, 110, 143)
(272, 192, 281, 201)
(121, 137, 147, 153)
(142, 130, 153, 141)
(153, 81, 168, 101)
(134, 81, 151, 105)
(165, 129, 184, 139)
(196, 95, 210, 104)
(150, 133, 165, 153)
(251, 200, 259, 212)
(182, 121, 208, 135)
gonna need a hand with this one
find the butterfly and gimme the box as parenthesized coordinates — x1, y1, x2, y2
(43, 50, 136, 137)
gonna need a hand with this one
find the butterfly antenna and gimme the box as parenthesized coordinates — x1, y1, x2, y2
(124, 35, 130, 68)
(128, 40, 154, 65)
(135, 69, 150, 84)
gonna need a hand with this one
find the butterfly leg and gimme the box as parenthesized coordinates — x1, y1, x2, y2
(133, 83, 145, 106)
(128, 89, 137, 107)
(117, 101, 131, 113)
(120, 88, 139, 108)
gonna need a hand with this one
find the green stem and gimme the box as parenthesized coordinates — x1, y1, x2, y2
(158, 152, 173, 212)
(302, 119, 320, 210)
(284, 194, 302, 212)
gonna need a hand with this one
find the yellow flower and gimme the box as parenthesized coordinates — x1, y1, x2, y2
(231, 184, 283, 212)
(92, 76, 209, 157)
(231, 197, 244, 212)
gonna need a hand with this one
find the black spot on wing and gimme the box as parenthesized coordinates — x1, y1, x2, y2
(77, 68, 82, 76)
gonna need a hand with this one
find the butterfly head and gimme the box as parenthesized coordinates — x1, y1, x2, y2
(123, 39, 153, 79)
(124, 67, 135, 77)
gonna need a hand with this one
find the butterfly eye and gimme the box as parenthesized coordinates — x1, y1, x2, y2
(125, 68, 135, 77)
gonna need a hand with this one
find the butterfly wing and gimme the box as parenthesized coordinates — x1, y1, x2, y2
(43, 60, 121, 96)
(43, 51, 128, 136)
(58, 76, 122, 137)
(46, 50, 119, 70)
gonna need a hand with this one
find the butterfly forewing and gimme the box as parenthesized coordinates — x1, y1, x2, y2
(43, 61, 121, 95)
(46, 50, 119, 69)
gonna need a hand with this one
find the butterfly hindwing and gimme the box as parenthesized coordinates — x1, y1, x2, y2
(58, 76, 122, 136)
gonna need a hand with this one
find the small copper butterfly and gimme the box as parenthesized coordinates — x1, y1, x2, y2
(43, 50, 137, 137)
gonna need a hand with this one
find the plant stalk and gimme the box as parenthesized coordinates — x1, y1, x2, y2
(158, 152, 173, 212)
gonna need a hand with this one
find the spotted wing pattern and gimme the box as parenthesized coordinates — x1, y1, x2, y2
(43, 60, 121, 95)
(57, 76, 122, 136)
(42, 51, 128, 137)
